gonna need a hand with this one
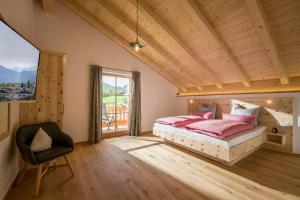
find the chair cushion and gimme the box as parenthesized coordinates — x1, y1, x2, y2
(30, 128, 52, 152)
(34, 145, 73, 163)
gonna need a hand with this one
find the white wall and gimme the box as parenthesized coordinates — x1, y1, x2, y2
(33, 2, 178, 142)
(0, 104, 20, 200)
(293, 99, 300, 154)
(0, 1, 35, 199)
(176, 92, 300, 154)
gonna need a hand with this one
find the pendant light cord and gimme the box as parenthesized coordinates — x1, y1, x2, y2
(136, 0, 139, 41)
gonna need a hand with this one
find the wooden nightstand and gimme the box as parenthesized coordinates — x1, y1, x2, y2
(265, 132, 287, 146)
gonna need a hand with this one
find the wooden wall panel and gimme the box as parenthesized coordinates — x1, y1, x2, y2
(19, 50, 65, 128)
(188, 98, 293, 153)
(0, 103, 10, 141)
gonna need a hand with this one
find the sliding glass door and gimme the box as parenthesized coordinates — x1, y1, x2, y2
(102, 73, 130, 136)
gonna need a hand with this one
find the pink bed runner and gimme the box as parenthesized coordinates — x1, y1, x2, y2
(185, 119, 254, 139)
(155, 115, 205, 127)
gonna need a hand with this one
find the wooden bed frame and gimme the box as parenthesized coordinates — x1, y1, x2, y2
(188, 98, 293, 153)
(153, 126, 266, 166)
(154, 97, 293, 165)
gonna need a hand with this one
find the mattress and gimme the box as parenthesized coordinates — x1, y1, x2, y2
(154, 123, 266, 148)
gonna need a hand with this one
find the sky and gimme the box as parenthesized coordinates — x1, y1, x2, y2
(103, 75, 129, 87)
(0, 21, 39, 72)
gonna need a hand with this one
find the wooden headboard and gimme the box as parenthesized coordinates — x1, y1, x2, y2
(188, 98, 293, 153)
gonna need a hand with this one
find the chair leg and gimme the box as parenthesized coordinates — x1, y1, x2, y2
(17, 163, 28, 184)
(107, 121, 111, 131)
(115, 120, 119, 130)
(34, 164, 43, 196)
(53, 159, 57, 170)
(64, 155, 75, 177)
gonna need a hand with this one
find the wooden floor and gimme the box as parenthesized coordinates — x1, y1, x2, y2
(7, 135, 300, 200)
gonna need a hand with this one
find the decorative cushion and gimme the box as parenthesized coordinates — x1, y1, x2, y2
(192, 111, 213, 119)
(230, 103, 261, 126)
(223, 113, 256, 124)
(30, 128, 52, 152)
(197, 104, 217, 119)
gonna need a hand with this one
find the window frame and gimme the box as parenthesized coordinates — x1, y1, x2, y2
(102, 72, 131, 137)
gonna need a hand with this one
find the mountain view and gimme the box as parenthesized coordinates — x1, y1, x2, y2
(103, 82, 128, 95)
(0, 65, 37, 101)
(0, 65, 37, 83)
(0, 19, 40, 102)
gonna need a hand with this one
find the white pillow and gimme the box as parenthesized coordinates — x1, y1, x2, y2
(30, 128, 52, 152)
(230, 103, 261, 126)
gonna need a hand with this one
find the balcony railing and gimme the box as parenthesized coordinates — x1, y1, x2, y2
(102, 103, 128, 132)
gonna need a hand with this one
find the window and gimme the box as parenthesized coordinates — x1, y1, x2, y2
(102, 72, 131, 134)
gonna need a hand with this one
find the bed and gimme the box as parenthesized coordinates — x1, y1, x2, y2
(153, 123, 266, 165)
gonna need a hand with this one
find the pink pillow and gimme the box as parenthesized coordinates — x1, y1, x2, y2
(222, 114, 255, 124)
(192, 112, 213, 119)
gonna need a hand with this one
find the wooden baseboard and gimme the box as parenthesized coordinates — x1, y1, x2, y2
(74, 141, 89, 145)
(75, 130, 153, 144)
(141, 131, 153, 135)
(102, 131, 128, 139)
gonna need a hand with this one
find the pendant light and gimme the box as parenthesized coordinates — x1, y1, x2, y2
(129, 0, 144, 52)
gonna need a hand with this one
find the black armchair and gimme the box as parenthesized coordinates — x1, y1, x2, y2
(16, 122, 75, 196)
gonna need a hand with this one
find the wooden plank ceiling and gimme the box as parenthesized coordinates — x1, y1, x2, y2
(59, 0, 300, 95)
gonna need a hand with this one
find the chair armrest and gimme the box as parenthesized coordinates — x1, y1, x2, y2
(56, 132, 74, 148)
(18, 143, 38, 165)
